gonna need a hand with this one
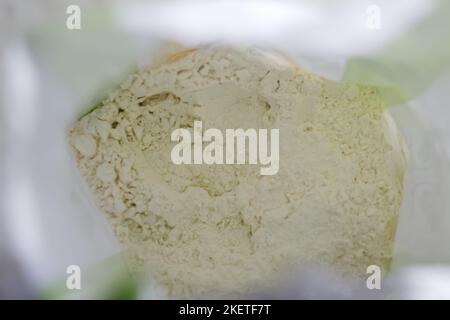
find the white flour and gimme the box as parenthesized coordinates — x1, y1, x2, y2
(69, 46, 407, 298)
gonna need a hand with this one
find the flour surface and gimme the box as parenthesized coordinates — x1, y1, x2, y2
(69, 46, 406, 298)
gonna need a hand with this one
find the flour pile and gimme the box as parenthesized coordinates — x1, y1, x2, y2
(69, 46, 407, 298)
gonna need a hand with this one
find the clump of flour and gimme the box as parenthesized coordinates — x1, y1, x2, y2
(69, 46, 407, 298)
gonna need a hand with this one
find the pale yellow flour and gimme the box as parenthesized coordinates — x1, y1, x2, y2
(69, 46, 407, 298)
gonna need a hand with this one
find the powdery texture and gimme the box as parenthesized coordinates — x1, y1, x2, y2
(69, 46, 407, 298)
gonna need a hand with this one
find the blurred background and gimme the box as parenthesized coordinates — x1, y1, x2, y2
(1, 0, 450, 299)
